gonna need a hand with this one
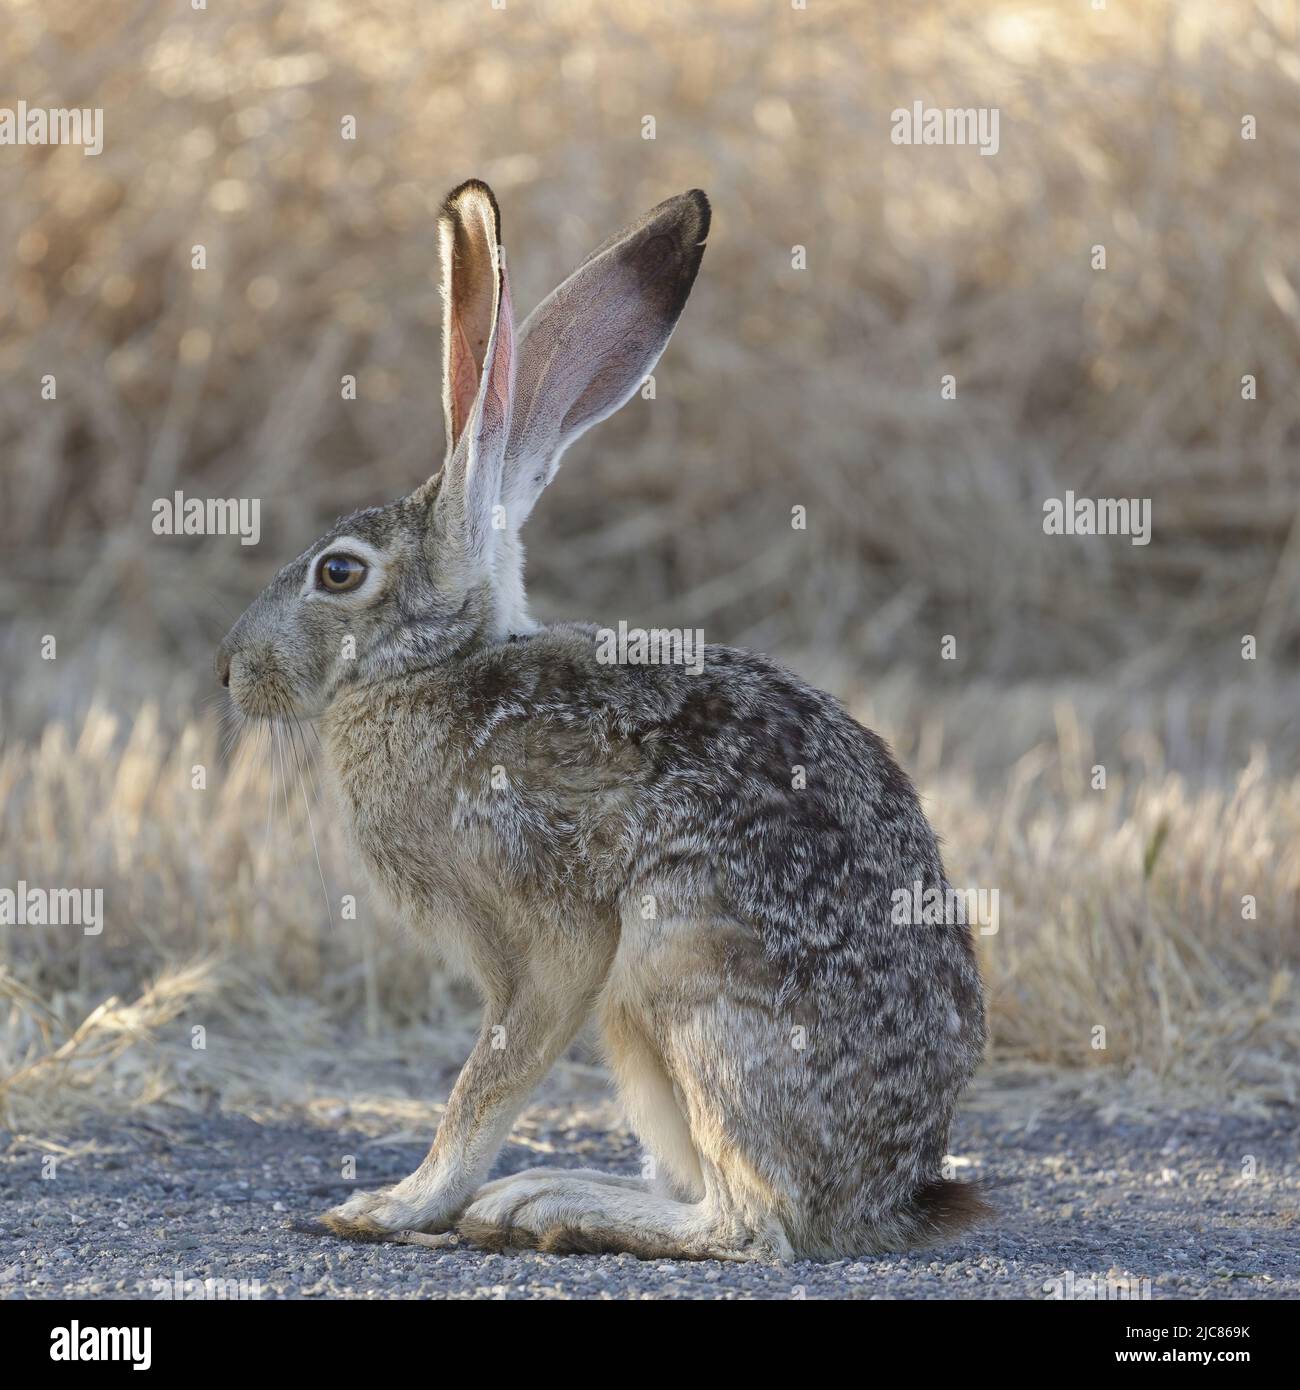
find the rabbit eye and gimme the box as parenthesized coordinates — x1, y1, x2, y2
(316, 553, 367, 593)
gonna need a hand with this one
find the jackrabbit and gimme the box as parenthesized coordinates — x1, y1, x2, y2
(217, 181, 987, 1260)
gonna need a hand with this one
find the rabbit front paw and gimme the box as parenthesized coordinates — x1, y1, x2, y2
(319, 1186, 454, 1242)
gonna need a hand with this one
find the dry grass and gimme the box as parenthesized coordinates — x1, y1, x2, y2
(1, 0, 1298, 1130)
(2, 0, 1299, 687)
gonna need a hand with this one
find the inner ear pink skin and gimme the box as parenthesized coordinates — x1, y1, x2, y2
(449, 313, 482, 443)
(443, 187, 502, 449)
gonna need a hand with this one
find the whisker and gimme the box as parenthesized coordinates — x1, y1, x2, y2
(290, 714, 335, 931)
(275, 720, 293, 832)
(219, 703, 244, 761)
(294, 716, 325, 806)
(264, 722, 277, 867)
(288, 716, 317, 800)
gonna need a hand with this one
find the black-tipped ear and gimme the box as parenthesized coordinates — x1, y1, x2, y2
(500, 189, 711, 529)
(571, 188, 710, 327)
(439, 179, 504, 454)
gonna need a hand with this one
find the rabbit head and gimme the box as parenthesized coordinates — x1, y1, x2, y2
(216, 180, 710, 719)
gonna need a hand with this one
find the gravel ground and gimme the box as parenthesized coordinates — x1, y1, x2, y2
(1, 1079, 1296, 1301)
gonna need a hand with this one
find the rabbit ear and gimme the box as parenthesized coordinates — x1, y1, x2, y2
(439, 179, 509, 456)
(501, 189, 710, 528)
(434, 180, 515, 574)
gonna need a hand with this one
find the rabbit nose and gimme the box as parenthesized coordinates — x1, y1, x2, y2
(216, 651, 231, 688)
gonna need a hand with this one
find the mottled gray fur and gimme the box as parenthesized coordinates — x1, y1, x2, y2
(217, 181, 987, 1260)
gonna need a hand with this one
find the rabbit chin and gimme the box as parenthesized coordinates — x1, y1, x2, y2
(227, 657, 330, 722)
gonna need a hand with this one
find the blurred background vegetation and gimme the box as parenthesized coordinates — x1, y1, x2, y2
(1, 0, 1298, 1129)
